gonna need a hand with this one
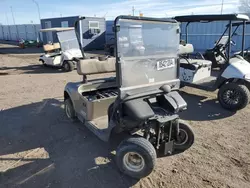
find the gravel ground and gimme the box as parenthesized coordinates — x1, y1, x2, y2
(0, 44, 250, 188)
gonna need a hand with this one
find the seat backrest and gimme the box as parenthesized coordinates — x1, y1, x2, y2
(77, 57, 116, 75)
(179, 43, 194, 55)
(43, 42, 61, 52)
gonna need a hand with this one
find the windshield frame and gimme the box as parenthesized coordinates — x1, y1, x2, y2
(114, 15, 179, 88)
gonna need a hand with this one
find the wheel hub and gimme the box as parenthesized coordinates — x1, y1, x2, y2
(223, 89, 241, 105)
(64, 63, 69, 70)
(123, 152, 145, 172)
(65, 104, 71, 117)
(175, 129, 188, 146)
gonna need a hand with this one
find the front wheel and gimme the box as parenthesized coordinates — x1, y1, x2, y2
(116, 137, 157, 179)
(63, 61, 74, 72)
(174, 121, 194, 151)
(218, 83, 250, 111)
(39, 59, 47, 67)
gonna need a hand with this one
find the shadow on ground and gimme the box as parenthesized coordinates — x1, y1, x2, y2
(0, 99, 138, 188)
(179, 91, 236, 121)
(0, 64, 69, 75)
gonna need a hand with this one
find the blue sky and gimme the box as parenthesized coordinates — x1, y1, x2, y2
(0, 0, 240, 24)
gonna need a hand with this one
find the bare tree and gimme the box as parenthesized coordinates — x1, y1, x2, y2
(239, 0, 250, 13)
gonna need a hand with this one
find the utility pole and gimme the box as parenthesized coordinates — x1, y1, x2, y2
(5, 13, 11, 40)
(221, 0, 224, 14)
(10, 6, 19, 40)
(33, 0, 41, 22)
(132, 6, 135, 16)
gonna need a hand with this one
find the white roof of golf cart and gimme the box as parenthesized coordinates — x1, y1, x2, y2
(174, 14, 249, 22)
(40, 27, 74, 32)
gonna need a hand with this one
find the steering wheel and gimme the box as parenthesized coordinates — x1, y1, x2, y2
(213, 43, 227, 60)
(230, 40, 236, 46)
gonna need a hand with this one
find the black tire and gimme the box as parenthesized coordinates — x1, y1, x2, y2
(63, 61, 74, 72)
(108, 103, 114, 121)
(64, 98, 77, 121)
(116, 137, 157, 179)
(218, 83, 250, 111)
(174, 121, 194, 151)
(39, 59, 47, 67)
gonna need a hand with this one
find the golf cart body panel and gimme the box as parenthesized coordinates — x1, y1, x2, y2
(222, 56, 250, 79)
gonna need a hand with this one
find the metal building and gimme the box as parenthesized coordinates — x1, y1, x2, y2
(0, 24, 41, 41)
(41, 16, 106, 50)
(105, 20, 114, 45)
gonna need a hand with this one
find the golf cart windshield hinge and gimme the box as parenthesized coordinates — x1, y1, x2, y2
(113, 25, 120, 32)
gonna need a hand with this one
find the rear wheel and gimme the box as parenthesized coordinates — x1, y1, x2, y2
(116, 137, 156, 179)
(64, 98, 77, 121)
(218, 83, 250, 111)
(174, 121, 194, 151)
(63, 61, 74, 72)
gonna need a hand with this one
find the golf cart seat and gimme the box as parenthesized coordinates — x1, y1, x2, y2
(43, 43, 61, 55)
(76, 57, 116, 83)
(179, 44, 212, 71)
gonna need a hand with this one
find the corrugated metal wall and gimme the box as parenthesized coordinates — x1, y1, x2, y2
(0, 24, 41, 41)
(105, 19, 250, 53)
(106, 20, 114, 45)
(180, 21, 250, 53)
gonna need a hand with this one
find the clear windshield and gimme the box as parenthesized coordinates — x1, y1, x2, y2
(57, 30, 80, 52)
(117, 19, 180, 88)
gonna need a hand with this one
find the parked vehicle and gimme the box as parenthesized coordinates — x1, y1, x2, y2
(39, 27, 82, 72)
(175, 14, 250, 111)
(64, 16, 194, 179)
(228, 21, 250, 62)
(19, 39, 42, 49)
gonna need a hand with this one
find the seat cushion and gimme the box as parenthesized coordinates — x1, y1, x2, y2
(77, 57, 116, 75)
(123, 98, 155, 121)
(179, 43, 194, 55)
(180, 58, 212, 70)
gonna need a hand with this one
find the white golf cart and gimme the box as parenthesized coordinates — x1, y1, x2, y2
(175, 14, 250, 111)
(39, 27, 83, 72)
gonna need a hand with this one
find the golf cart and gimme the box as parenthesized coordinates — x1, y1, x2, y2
(64, 16, 194, 179)
(175, 14, 250, 111)
(39, 27, 83, 72)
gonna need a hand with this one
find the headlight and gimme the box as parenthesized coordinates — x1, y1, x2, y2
(244, 74, 250, 80)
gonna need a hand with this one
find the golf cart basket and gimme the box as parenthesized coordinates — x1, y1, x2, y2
(114, 16, 181, 93)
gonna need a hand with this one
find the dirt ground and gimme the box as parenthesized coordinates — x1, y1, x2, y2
(0, 43, 250, 188)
